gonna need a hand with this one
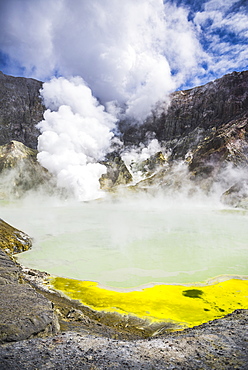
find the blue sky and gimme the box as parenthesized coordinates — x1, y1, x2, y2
(0, 0, 247, 107)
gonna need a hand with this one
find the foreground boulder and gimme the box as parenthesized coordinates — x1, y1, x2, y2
(0, 279, 59, 343)
(0, 221, 59, 343)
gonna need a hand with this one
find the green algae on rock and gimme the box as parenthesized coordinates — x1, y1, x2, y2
(0, 218, 32, 255)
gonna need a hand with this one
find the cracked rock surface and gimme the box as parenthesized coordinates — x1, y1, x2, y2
(0, 235, 59, 343)
(0, 310, 247, 369)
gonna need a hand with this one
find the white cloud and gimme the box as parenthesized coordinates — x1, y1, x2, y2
(0, 0, 58, 77)
(193, 0, 248, 77)
(0, 0, 205, 119)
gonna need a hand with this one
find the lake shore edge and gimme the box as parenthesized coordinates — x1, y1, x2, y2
(0, 220, 248, 369)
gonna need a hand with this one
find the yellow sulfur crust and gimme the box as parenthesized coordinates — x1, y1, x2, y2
(50, 277, 248, 329)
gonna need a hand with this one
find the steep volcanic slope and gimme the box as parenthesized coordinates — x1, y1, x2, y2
(120, 70, 248, 157)
(157, 71, 248, 142)
(0, 70, 247, 154)
(0, 71, 44, 148)
(0, 70, 248, 202)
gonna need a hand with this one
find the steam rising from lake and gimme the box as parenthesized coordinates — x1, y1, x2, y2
(2, 195, 248, 289)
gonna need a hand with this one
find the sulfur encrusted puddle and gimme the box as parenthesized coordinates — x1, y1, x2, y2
(49, 276, 248, 331)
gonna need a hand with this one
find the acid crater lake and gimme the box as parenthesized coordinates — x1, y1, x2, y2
(1, 195, 248, 289)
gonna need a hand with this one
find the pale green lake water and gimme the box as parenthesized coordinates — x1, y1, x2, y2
(1, 196, 248, 288)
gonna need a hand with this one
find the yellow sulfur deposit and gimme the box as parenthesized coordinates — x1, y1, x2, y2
(50, 277, 248, 330)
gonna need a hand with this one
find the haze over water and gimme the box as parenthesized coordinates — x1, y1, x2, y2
(0, 0, 247, 292)
(2, 195, 248, 289)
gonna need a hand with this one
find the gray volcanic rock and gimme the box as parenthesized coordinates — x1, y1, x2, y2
(0, 70, 248, 202)
(1, 69, 247, 157)
(0, 140, 38, 172)
(0, 248, 20, 285)
(100, 153, 133, 190)
(0, 310, 247, 369)
(188, 116, 248, 174)
(119, 71, 248, 202)
(187, 116, 248, 187)
(0, 227, 59, 343)
(0, 140, 54, 198)
(0, 282, 59, 343)
(0, 71, 44, 149)
(221, 180, 248, 209)
(120, 70, 248, 157)
(160, 70, 248, 148)
(0, 218, 32, 256)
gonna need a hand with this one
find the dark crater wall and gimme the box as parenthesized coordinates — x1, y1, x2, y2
(0, 70, 247, 155)
(119, 70, 248, 155)
(0, 71, 44, 149)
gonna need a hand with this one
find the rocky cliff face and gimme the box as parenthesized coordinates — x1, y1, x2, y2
(0, 71, 44, 149)
(0, 70, 247, 154)
(120, 70, 248, 157)
(0, 70, 248, 204)
(116, 70, 248, 205)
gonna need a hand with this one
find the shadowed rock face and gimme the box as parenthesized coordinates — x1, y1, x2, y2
(0, 282, 59, 343)
(0, 223, 59, 343)
(0, 70, 248, 204)
(117, 71, 248, 205)
(159, 71, 248, 145)
(0, 71, 44, 149)
(120, 70, 248, 157)
(1, 70, 247, 154)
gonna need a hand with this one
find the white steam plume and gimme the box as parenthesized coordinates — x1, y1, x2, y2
(37, 77, 117, 201)
(121, 139, 165, 183)
(31, 0, 203, 200)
